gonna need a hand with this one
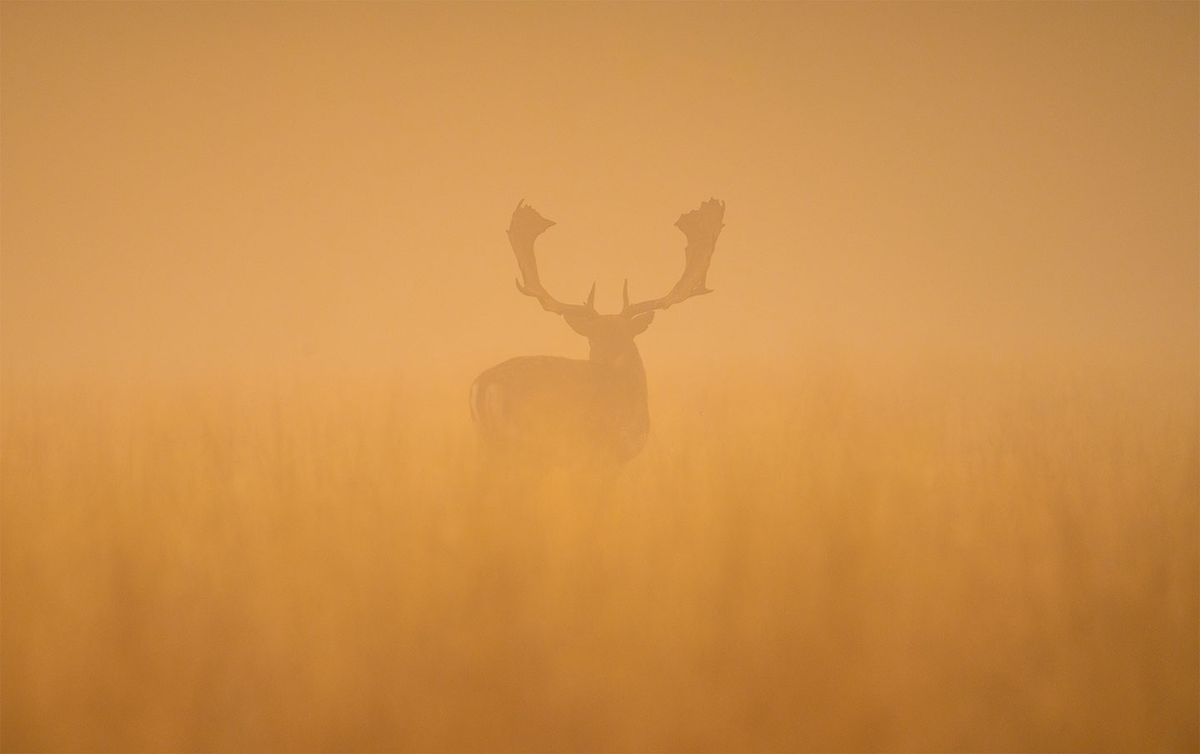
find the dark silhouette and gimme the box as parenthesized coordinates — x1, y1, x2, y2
(471, 198, 726, 467)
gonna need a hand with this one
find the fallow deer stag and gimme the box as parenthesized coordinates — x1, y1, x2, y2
(471, 198, 726, 465)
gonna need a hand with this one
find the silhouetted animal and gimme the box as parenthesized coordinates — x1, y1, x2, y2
(471, 198, 726, 466)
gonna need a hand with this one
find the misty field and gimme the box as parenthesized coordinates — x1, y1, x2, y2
(2, 361, 1196, 752)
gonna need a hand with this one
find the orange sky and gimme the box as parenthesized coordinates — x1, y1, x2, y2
(3, 2, 1196, 384)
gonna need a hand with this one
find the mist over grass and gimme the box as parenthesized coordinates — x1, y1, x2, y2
(2, 358, 1195, 752)
(3, 2, 1196, 750)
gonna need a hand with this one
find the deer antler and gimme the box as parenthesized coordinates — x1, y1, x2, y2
(508, 200, 598, 318)
(622, 198, 725, 318)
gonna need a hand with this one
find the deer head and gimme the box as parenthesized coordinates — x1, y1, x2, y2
(507, 198, 726, 363)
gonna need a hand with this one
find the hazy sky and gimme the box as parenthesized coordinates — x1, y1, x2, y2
(3, 2, 1196, 383)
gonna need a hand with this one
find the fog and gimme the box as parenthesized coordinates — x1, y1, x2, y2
(4, 3, 1194, 384)
(2, 3, 1196, 751)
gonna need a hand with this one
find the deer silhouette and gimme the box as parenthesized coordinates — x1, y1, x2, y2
(471, 198, 726, 466)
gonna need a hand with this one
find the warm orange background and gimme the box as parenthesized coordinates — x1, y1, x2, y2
(2, 3, 1197, 752)
(3, 2, 1195, 384)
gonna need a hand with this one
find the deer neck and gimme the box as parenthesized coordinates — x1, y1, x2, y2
(588, 342, 649, 459)
(589, 342, 647, 399)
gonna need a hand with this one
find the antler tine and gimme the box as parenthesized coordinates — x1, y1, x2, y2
(622, 199, 725, 318)
(508, 201, 599, 319)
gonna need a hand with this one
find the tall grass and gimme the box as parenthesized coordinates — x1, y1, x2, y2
(2, 360, 1196, 752)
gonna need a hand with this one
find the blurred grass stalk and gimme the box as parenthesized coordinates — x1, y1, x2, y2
(1, 358, 1196, 752)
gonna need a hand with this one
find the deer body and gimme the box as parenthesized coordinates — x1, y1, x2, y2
(472, 198, 725, 466)
(471, 339, 649, 464)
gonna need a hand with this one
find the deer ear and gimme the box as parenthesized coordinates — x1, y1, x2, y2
(563, 311, 595, 336)
(629, 312, 655, 335)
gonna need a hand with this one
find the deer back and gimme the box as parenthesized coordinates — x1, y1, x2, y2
(471, 354, 649, 465)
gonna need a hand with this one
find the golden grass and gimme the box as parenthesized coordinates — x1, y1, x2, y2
(2, 361, 1196, 752)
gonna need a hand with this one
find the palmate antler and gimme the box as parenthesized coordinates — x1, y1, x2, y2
(507, 198, 725, 319)
(508, 200, 598, 317)
(621, 198, 726, 318)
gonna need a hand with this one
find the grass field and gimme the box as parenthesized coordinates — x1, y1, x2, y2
(2, 358, 1196, 752)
